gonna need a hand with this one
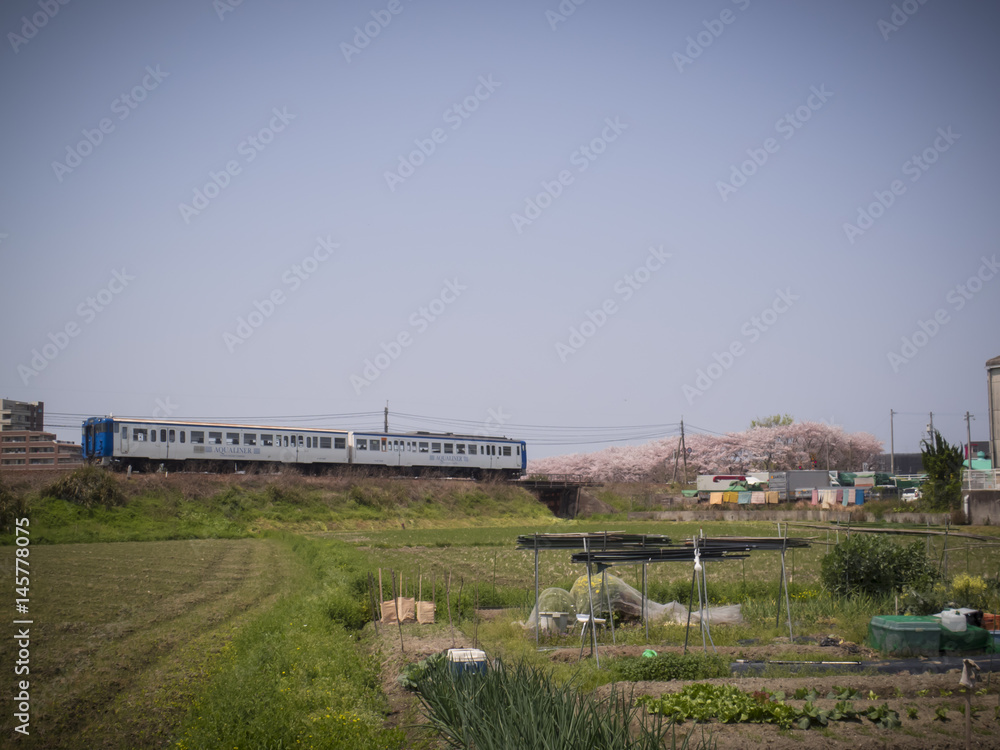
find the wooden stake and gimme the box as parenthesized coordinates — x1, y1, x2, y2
(367, 571, 380, 636)
(447, 572, 454, 646)
(390, 569, 404, 653)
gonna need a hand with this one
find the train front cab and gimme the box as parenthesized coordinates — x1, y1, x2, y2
(82, 417, 115, 463)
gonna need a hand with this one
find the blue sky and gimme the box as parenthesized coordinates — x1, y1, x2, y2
(2, 0, 998, 459)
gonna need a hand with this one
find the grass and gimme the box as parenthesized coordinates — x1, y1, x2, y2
(7, 470, 1000, 747)
(1, 470, 555, 545)
(0, 537, 293, 747)
(173, 534, 403, 750)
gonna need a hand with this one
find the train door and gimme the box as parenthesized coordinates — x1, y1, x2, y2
(121, 424, 129, 454)
(280, 434, 297, 463)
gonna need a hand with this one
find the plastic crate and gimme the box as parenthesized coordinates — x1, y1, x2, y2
(868, 616, 940, 656)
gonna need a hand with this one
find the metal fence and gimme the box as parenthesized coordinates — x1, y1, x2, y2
(964, 469, 1000, 490)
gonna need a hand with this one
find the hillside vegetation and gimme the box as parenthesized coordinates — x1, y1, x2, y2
(0, 467, 553, 544)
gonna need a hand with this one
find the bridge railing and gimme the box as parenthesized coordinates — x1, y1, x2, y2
(522, 473, 598, 484)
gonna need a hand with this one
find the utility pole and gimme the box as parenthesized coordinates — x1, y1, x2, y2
(384, 401, 389, 433)
(929, 411, 934, 441)
(965, 411, 975, 467)
(680, 418, 688, 485)
(890, 409, 895, 475)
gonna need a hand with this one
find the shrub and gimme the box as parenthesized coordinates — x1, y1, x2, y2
(820, 534, 938, 599)
(950, 574, 989, 610)
(0, 474, 28, 532)
(45, 466, 126, 509)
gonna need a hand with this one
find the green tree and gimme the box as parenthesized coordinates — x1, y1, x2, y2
(750, 414, 794, 429)
(920, 431, 963, 511)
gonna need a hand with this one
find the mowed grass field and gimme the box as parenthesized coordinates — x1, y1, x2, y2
(0, 538, 294, 749)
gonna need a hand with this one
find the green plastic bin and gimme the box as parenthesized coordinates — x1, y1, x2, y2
(868, 616, 940, 656)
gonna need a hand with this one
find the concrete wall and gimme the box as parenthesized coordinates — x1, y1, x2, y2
(628, 509, 951, 524)
(967, 490, 1000, 526)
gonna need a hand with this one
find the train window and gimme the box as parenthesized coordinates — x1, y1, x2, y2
(443, 443, 453, 454)
(306, 437, 311, 448)
(456, 444, 466, 454)
(114, 422, 120, 433)
(226, 433, 239, 446)
(261, 434, 273, 446)
(356, 439, 367, 450)
(516, 446, 520, 455)
(191, 431, 204, 444)
(298, 436, 304, 447)
(418, 442, 429, 453)
(282, 436, 288, 447)
(502, 446, 511, 456)
(245, 434, 256, 446)
(468, 445, 476, 455)
(209, 432, 222, 445)
(161, 429, 167, 442)
(180, 431, 186, 444)
(122, 427, 129, 439)
(134, 429, 147, 442)
(431, 442, 441, 453)
(150, 430, 156, 443)
(168, 430, 175, 443)
(332, 437, 343, 449)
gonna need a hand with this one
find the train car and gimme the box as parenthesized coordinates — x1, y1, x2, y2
(82, 416, 349, 469)
(352, 430, 525, 478)
(82, 416, 526, 478)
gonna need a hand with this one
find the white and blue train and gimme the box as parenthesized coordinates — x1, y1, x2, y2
(81, 416, 526, 478)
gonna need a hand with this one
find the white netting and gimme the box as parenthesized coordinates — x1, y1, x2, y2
(522, 573, 742, 629)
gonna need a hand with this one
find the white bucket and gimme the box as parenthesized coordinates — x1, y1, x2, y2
(939, 610, 967, 633)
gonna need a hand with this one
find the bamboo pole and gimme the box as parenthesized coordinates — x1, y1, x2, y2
(474, 581, 480, 649)
(390, 569, 404, 653)
(367, 571, 380, 636)
(447, 572, 454, 646)
(534, 534, 540, 646)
